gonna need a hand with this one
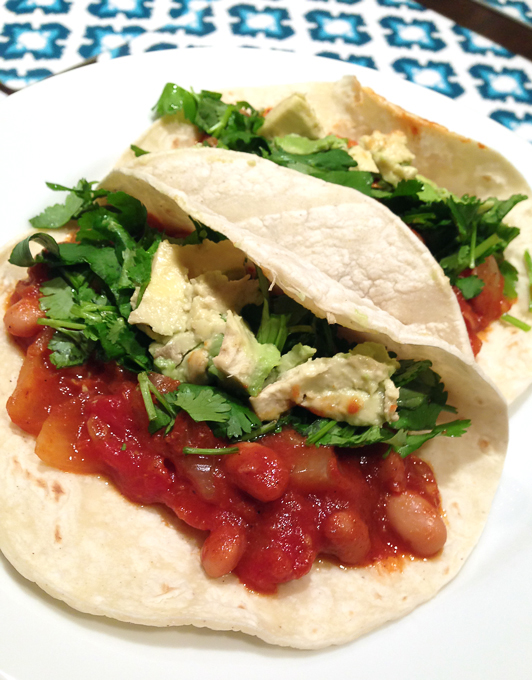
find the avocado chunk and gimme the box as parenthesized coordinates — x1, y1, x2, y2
(259, 93, 324, 140)
(359, 130, 418, 186)
(250, 342, 400, 426)
(274, 134, 347, 155)
(265, 343, 316, 386)
(212, 311, 281, 396)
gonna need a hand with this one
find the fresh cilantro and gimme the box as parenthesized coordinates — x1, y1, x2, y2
(10, 186, 160, 372)
(498, 258, 519, 300)
(9, 232, 61, 267)
(501, 314, 532, 332)
(47, 329, 95, 368)
(153, 84, 267, 155)
(283, 358, 467, 457)
(39, 277, 75, 319)
(525, 250, 532, 311)
(182, 217, 227, 245)
(29, 180, 106, 230)
(152, 84, 525, 305)
(255, 267, 289, 351)
(171, 384, 232, 423)
(183, 446, 239, 455)
(379, 179, 525, 295)
(130, 144, 149, 157)
(138, 375, 261, 440)
(267, 147, 357, 172)
(152, 82, 198, 120)
(455, 275, 484, 300)
(384, 419, 471, 458)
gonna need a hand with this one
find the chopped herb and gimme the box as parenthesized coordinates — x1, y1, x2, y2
(455, 275, 484, 300)
(138, 374, 261, 440)
(501, 314, 532, 332)
(130, 144, 149, 157)
(183, 446, 239, 455)
(284, 359, 467, 456)
(525, 250, 532, 312)
(10, 186, 159, 371)
(152, 83, 525, 305)
(29, 180, 106, 230)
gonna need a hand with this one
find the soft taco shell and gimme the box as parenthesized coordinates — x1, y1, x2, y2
(0, 170, 508, 648)
(104, 147, 471, 355)
(117, 76, 532, 403)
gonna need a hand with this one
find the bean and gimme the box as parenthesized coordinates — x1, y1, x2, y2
(323, 509, 371, 565)
(386, 491, 447, 557)
(379, 451, 406, 494)
(4, 296, 43, 338)
(201, 524, 247, 578)
(224, 442, 289, 502)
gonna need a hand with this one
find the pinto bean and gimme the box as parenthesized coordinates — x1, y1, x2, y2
(4, 296, 44, 337)
(386, 491, 447, 557)
(323, 509, 371, 565)
(201, 524, 247, 578)
(224, 442, 290, 502)
(405, 456, 440, 505)
(379, 451, 406, 494)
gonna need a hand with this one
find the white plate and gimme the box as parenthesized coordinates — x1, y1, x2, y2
(0, 48, 531, 680)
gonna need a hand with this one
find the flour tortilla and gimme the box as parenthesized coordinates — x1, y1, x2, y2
(104, 147, 471, 355)
(0, 171, 508, 648)
(117, 76, 532, 403)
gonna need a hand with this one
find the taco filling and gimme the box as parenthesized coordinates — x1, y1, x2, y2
(128, 82, 529, 356)
(4, 184, 469, 594)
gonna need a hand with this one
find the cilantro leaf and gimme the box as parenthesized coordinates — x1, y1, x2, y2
(182, 217, 227, 245)
(455, 275, 484, 300)
(47, 330, 94, 368)
(9, 232, 61, 267)
(386, 420, 471, 458)
(130, 144, 149, 157)
(153, 83, 198, 120)
(172, 384, 232, 423)
(139, 376, 261, 441)
(29, 180, 106, 229)
(39, 277, 74, 319)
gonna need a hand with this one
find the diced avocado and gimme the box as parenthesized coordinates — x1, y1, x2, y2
(350, 341, 400, 372)
(250, 343, 400, 426)
(153, 348, 210, 384)
(259, 93, 324, 140)
(265, 343, 316, 385)
(274, 134, 347, 155)
(132, 239, 263, 385)
(129, 240, 191, 337)
(359, 130, 418, 186)
(347, 145, 379, 173)
(129, 240, 261, 338)
(212, 311, 281, 396)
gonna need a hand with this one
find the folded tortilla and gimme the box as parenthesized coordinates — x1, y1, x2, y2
(0, 165, 508, 648)
(116, 76, 532, 403)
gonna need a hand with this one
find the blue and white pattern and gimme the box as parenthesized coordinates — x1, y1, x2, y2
(481, 0, 532, 25)
(2, 0, 532, 143)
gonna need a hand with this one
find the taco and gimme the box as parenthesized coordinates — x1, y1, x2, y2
(0, 159, 507, 649)
(118, 76, 532, 403)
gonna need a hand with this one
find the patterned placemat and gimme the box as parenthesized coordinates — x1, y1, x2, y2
(1, 0, 532, 142)
(479, 0, 532, 25)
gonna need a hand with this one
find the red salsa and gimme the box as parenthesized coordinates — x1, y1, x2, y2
(4, 267, 448, 594)
(453, 255, 515, 356)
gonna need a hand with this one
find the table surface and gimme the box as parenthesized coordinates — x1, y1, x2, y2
(1, 0, 532, 142)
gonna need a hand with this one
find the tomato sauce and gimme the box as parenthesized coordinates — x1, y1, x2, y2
(453, 255, 515, 356)
(4, 268, 447, 594)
